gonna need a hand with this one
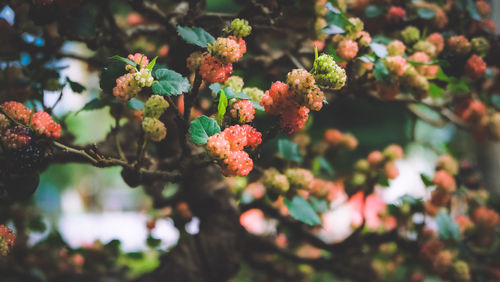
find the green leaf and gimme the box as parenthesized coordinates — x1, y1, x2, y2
(100, 61, 127, 93)
(373, 60, 392, 83)
(152, 68, 190, 96)
(373, 35, 393, 45)
(310, 196, 329, 213)
(127, 98, 145, 110)
(251, 100, 265, 111)
(429, 82, 444, 98)
(322, 25, 345, 35)
(490, 93, 500, 110)
(66, 77, 85, 93)
(217, 89, 228, 125)
(359, 54, 376, 63)
(420, 173, 434, 187)
(189, 115, 221, 145)
(177, 26, 215, 48)
(146, 56, 158, 71)
(80, 98, 109, 111)
(110, 55, 137, 67)
(146, 235, 162, 248)
(378, 175, 390, 187)
(365, 5, 383, 18)
(434, 67, 450, 82)
(417, 8, 436, 19)
(313, 156, 334, 175)
(436, 210, 460, 240)
(277, 139, 303, 163)
(447, 78, 469, 93)
(284, 196, 322, 226)
(465, 0, 481, 20)
(370, 42, 388, 58)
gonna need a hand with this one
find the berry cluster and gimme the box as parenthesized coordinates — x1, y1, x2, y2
(230, 99, 255, 124)
(113, 53, 153, 102)
(424, 154, 458, 216)
(197, 18, 251, 84)
(206, 124, 262, 177)
(0, 225, 16, 256)
(141, 95, 169, 142)
(331, 17, 371, 61)
(311, 54, 346, 90)
(350, 144, 404, 187)
(1, 101, 62, 150)
(323, 128, 358, 150)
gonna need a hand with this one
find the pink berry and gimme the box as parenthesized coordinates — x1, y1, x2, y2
(337, 39, 359, 60)
(386, 6, 406, 23)
(2, 101, 32, 125)
(222, 150, 253, 177)
(199, 54, 233, 84)
(30, 111, 62, 139)
(465, 54, 487, 79)
(230, 100, 255, 123)
(206, 133, 231, 159)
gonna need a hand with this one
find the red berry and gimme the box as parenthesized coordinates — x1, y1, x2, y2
(241, 125, 262, 148)
(222, 150, 253, 177)
(433, 170, 456, 193)
(222, 124, 248, 151)
(230, 100, 255, 123)
(30, 111, 62, 139)
(206, 133, 231, 159)
(199, 54, 233, 84)
(280, 105, 310, 134)
(0, 224, 16, 256)
(465, 54, 487, 79)
(208, 37, 243, 63)
(2, 101, 32, 125)
(228, 35, 247, 54)
(386, 6, 406, 23)
(337, 39, 359, 60)
(367, 151, 384, 167)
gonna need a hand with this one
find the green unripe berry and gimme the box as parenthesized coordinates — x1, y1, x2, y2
(223, 76, 244, 93)
(413, 40, 437, 57)
(261, 168, 290, 195)
(351, 172, 367, 186)
(346, 17, 364, 34)
(471, 37, 490, 57)
(142, 117, 167, 142)
(242, 87, 264, 102)
(355, 159, 370, 172)
(144, 95, 170, 119)
(312, 54, 347, 90)
(285, 168, 314, 190)
(401, 26, 420, 45)
(225, 18, 252, 38)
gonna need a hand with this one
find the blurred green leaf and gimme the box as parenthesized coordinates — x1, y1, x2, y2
(100, 61, 127, 93)
(429, 82, 444, 98)
(365, 5, 383, 18)
(420, 173, 434, 187)
(417, 8, 436, 19)
(436, 210, 460, 240)
(310, 196, 329, 213)
(373, 60, 392, 83)
(127, 98, 145, 110)
(370, 42, 388, 58)
(278, 139, 303, 163)
(80, 98, 109, 112)
(284, 196, 321, 226)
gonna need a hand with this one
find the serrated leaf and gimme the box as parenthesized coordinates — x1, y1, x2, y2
(100, 61, 127, 93)
(310, 196, 329, 213)
(278, 139, 303, 163)
(365, 5, 383, 18)
(127, 98, 145, 110)
(80, 98, 109, 111)
(417, 8, 436, 19)
(146, 56, 158, 71)
(420, 173, 434, 187)
(429, 82, 444, 98)
(189, 115, 220, 145)
(152, 68, 190, 96)
(284, 196, 322, 226)
(66, 77, 85, 93)
(110, 55, 137, 67)
(370, 42, 388, 58)
(436, 210, 460, 240)
(177, 26, 215, 48)
(217, 89, 228, 125)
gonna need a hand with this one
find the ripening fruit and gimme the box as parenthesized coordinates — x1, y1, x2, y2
(387, 40, 406, 56)
(436, 154, 458, 175)
(113, 73, 141, 101)
(286, 69, 315, 96)
(230, 99, 255, 123)
(383, 144, 403, 160)
(304, 88, 325, 111)
(413, 40, 437, 57)
(242, 87, 264, 102)
(0, 225, 16, 256)
(261, 168, 290, 195)
(433, 170, 456, 193)
(336, 39, 358, 60)
(285, 168, 314, 190)
(30, 111, 62, 138)
(473, 206, 500, 230)
(206, 133, 231, 159)
(0, 114, 10, 131)
(134, 68, 154, 87)
(386, 6, 406, 23)
(311, 54, 347, 90)
(384, 56, 407, 76)
(199, 54, 233, 84)
(142, 117, 167, 142)
(261, 81, 294, 115)
(228, 36, 247, 54)
(222, 150, 253, 177)
(280, 105, 310, 134)
(144, 95, 170, 119)
(475, 0, 490, 17)
(241, 124, 262, 148)
(452, 260, 471, 282)
(432, 250, 453, 275)
(1, 126, 31, 150)
(127, 53, 149, 70)
(367, 151, 384, 167)
(324, 129, 343, 146)
(223, 76, 245, 93)
(1, 101, 32, 124)
(356, 31, 372, 47)
(377, 83, 399, 101)
(186, 51, 204, 73)
(208, 37, 243, 63)
(465, 54, 487, 79)
(447, 36, 471, 55)
(384, 161, 399, 179)
(426, 33, 444, 53)
(470, 37, 490, 57)
(401, 26, 420, 44)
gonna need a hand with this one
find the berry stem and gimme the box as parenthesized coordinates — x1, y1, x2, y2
(184, 74, 202, 121)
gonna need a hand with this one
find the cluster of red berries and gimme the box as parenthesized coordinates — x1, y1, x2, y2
(424, 155, 458, 216)
(351, 144, 404, 187)
(261, 69, 328, 134)
(206, 124, 261, 176)
(419, 238, 471, 281)
(323, 128, 358, 150)
(196, 19, 251, 84)
(0, 225, 16, 256)
(1, 101, 61, 150)
(453, 98, 500, 140)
